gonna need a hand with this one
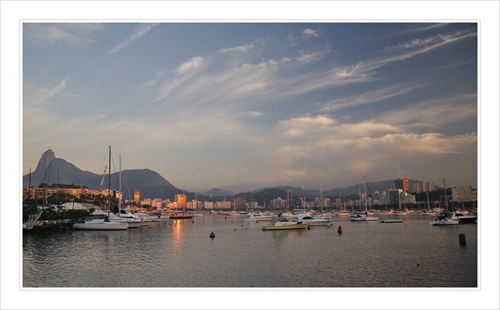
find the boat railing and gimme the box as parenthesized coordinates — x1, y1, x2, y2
(23, 208, 44, 230)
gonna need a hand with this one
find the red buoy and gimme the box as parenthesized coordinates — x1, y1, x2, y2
(337, 225, 343, 235)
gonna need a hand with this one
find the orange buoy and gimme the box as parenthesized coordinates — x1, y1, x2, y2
(337, 225, 343, 234)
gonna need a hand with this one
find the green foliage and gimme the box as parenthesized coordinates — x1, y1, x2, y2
(40, 209, 91, 220)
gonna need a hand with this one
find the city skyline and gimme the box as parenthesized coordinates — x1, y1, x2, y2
(22, 22, 478, 192)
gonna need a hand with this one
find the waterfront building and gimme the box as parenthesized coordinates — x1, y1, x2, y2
(203, 201, 214, 210)
(388, 189, 403, 209)
(215, 200, 231, 210)
(133, 189, 140, 204)
(234, 197, 246, 211)
(175, 194, 187, 210)
(452, 186, 477, 202)
(286, 190, 294, 207)
(394, 178, 409, 192)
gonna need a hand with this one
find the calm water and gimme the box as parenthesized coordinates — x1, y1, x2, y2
(23, 214, 477, 287)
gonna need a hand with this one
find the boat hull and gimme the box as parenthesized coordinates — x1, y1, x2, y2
(262, 223, 308, 230)
(379, 219, 403, 223)
(73, 221, 128, 230)
(429, 219, 459, 226)
(169, 215, 193, 219)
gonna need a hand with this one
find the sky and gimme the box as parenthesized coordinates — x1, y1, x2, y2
(21, 22, 479, 192)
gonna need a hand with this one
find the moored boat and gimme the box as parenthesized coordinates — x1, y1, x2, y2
(429, 216, 459, 226)
(73, 217, 129, 230)
(262, 217, 308, 230)
(244, 212, 275, 222)
(294, 214, 332, 226)
(452, 210, 477, 224)
(379, 218, 403, 223)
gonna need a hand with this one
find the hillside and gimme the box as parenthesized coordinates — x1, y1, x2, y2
(23, 149, 181, 199)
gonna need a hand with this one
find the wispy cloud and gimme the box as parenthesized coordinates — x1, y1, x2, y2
(109, 23, 159, 54)
(24, 23, 104, 47)
(219, 44, 253, 54)
(48, 75, 71, 98)
(319, 83, 424, 112)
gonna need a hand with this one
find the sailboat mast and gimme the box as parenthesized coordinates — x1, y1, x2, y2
(118, 154, 122, 217)
(364, 180, 367, 211)
(107, 145, 111, 216)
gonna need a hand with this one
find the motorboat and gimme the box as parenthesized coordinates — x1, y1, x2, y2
(429, 215, 459, 226)
(294, 214, 332, 226)
(244, 212, 275, 222)
(262, 217, 308, 230)
(73, 218, 129, 230)
(349, 212, 379, 222)
(379, 218, 403, 223)
(452, 210, 477, 224)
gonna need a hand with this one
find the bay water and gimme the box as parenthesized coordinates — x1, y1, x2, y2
(23, 214, 477, 288)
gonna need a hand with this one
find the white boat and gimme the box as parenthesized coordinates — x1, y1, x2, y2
(244, 212, 275, 222)
(393, 211, 407, 216)
(294, 214, 332, 226)
(73, 218, 128, 230)
(451, 210, 477, 224)
(379, 218, 403, 223)
(262, 217, 308, 230)
(429, 216, 459, 226)
(419, 210, 436, 216)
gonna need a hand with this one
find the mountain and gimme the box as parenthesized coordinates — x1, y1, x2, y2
(24, 149, 434, 201)
(23, 149, 181, 200)
(201, 188, 235, 197)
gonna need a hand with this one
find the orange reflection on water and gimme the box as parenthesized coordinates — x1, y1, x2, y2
(171, 220, 184, 260)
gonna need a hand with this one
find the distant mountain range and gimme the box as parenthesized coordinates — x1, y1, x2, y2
(23, 149, 432, 201)
(23, 149, 181, 200)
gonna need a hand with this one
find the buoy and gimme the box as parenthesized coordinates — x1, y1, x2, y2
(210, 231, 215, 239)
(337, 225, 343, 235)
(416, 261, 421, 267)
(459, 233, 466, 246)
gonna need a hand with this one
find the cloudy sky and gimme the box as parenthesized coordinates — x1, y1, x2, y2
(22, 22, 478, 192)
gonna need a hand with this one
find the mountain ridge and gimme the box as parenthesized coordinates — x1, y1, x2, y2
(24, 149, 434, 200)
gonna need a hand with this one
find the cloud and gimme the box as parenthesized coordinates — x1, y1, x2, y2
(175, 56, 207, 75)
(319, 83, 424, 112)
(303, 28, 321, 38)
(239, 111, 264, 118)
(219, 44, 253, 53)
(24, 23, 104, 47)
(48, 75, 71, 98)
(381, 28, 476, 55)
(109, 23, 159, 54)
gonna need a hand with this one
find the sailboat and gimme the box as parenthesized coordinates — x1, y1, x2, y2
(419, 190, 436, 216)
(429, 179, 459, 226)
(73, 146, 128, 230)
(350, 177, 379, 221)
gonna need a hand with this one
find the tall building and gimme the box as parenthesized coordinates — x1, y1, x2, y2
(388, 189, 402, 209)
(234, 197, 246, 211)
(133, 189, 140, 205)
(286, 190, 294, 208)
(394, 178, 409, 192)
(175, 193, 187, 210)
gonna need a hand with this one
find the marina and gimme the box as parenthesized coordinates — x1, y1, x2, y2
(23, 213, 477, 288)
